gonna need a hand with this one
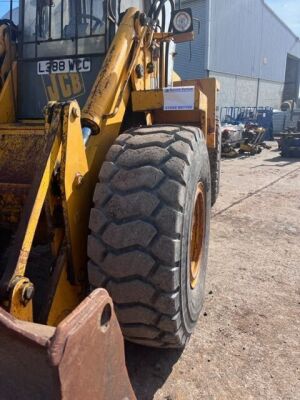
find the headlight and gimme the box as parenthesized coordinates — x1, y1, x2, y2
(172, 9, 193, 34)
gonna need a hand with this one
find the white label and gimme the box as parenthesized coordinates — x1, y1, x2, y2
(37, 58, 91, 75)
(163, 86, 195, 111)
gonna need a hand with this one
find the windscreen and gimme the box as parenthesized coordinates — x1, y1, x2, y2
(0, 1, 19, 23)
(22, 0, 107, 58)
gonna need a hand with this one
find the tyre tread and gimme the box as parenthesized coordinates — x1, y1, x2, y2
(88, 125, 206, 347)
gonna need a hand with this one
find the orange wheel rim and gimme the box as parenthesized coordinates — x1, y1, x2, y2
(190, 183, 205, 289)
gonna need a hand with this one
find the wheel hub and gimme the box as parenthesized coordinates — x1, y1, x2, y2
(189, 183, 205, 289)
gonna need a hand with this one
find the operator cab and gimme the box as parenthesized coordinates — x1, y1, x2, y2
(18, 0, 116, 118)
(16, 1, 156, 119)
(1, 0, 193, 119)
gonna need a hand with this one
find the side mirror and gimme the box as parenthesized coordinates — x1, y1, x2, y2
(171, 8, 194, 43)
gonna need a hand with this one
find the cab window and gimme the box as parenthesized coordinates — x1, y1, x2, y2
(22, 0, 107, 58)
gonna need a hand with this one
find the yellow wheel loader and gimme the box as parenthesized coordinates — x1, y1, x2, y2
(0, 1, 220, 398)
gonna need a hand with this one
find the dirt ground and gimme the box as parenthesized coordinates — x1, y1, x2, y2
(126, 144, 300, 400)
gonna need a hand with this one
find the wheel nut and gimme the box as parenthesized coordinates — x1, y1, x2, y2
(22, 284, 35, 303)
(135, 64, 144, 79)
(72, 108, 80, 119)
(147, 62, 154, 74)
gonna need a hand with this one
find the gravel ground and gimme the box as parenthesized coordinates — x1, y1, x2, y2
(126, 144, 300, 400)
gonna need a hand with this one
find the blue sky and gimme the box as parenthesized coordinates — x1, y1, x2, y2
(0, 1, 18, 19)
(265, 0, 300, 36)
(0, 1, 300, 36)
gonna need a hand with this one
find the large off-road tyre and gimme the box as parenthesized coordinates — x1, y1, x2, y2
(209, 121, 221, 206)
(88, 125, 211, 348)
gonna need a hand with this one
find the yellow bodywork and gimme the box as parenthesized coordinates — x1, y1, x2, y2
(0, 7, 219, 326)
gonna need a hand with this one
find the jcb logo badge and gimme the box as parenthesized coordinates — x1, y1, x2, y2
(42, 73, 85, 101)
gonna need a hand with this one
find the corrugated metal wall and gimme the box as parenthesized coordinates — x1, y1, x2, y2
(175, 0, 300, 83)
(208, 0, 300, 82)
(175, 0, 300, 109)
(174, 0, 209, 79)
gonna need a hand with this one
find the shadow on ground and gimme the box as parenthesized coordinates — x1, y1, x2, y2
(250, 153, 300, 168)
(125, 342, 183, 400)
(265, 155, 300, 164)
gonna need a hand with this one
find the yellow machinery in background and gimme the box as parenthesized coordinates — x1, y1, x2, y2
(0, 1, 220, 398)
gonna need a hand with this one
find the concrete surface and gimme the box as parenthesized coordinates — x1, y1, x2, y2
(126, 145, 300, 400)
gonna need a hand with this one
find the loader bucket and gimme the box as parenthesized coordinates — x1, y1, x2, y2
(0, 125, 46, 230)
(0, 124, 49, 282)
(0, 288, 136, 400)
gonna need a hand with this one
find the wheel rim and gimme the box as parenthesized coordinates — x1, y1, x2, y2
(189, 183, 205, 289)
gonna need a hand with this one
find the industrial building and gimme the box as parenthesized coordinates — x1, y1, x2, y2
(175, 0, 300, 112)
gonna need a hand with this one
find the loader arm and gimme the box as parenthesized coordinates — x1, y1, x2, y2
(0, 20, 17, 122)
(0, 8, 145, 398)
(0, 7, 143, 326)
(0, 1, 220, 397)
(0, 89, 137, 400)
(0, 21, 16, 90)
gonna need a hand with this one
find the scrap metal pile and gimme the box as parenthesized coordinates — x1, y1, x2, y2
(220, 107, 273, 158)
(221, 123, 271, 158)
